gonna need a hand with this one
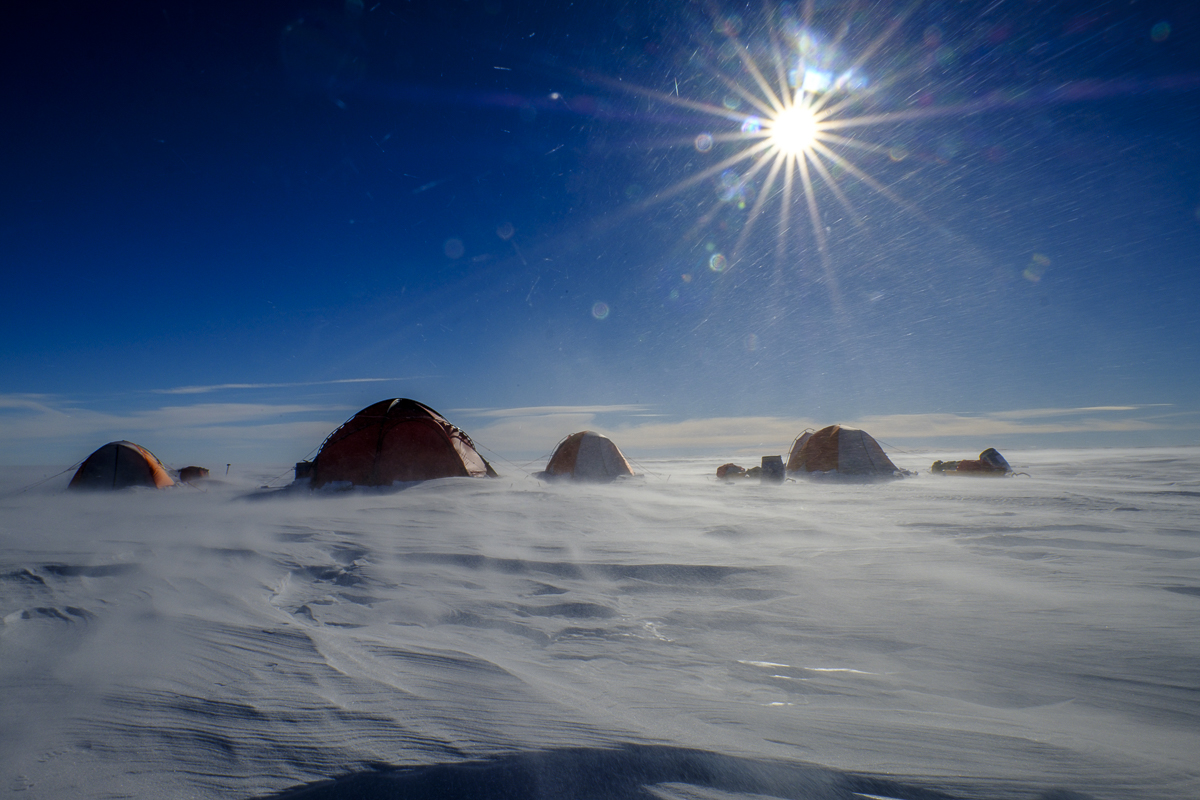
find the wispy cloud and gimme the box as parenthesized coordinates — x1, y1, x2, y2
(153, 377, 426, 395)
(987, 405, 1168, 420)
(453, 404, 652, 418)
(0, 394, 349, 465)
(0, 395, 63, 413)
(853, 409, 1163, 439)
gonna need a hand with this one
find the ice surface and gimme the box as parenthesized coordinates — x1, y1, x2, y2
(1, 449, 1197, 799)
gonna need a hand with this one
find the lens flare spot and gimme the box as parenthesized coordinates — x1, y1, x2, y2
(769, 105, 818, 156)
(1023, 252, 1051, 282)
(714, 14, 743, 37)
(745, 333, 758, 351)
(496, 222, 515, 240)
(889, 146, 909, 162)
(443, 238, 465, 259)
(801, 68, 832, 93)
(709, 253, 728, 272)
(1151, 21, 1171, 42)
(695, 133, 714, 152)
(741, 116, 763, 134)
(592, 301, 610, 319)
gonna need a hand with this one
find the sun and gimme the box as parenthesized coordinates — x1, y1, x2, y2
(597, 3, 938, 305)
(767, 103, 820, 157)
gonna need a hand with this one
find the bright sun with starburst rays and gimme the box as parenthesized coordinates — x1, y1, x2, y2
(768, 103, 820, 157)
(601, 3, 939, 304)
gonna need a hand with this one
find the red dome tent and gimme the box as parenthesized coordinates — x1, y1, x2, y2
(786, 425, 900, 477)
(539, 431, 635, 482)
(69, 441, 175, 490)
(308, 399, 497, 487)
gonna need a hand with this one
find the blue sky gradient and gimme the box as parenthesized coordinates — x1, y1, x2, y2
(2, 0, 1198, 466)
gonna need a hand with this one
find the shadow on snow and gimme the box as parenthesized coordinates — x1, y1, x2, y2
(253, 743, 1094, 800)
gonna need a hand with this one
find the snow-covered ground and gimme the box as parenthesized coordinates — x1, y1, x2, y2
(2, 448, 1197, 799)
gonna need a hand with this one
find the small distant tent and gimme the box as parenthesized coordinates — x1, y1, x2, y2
(539, 431, 635, 482)
(932, 448, 1012, 476)
(68, 441, 175, 490)
(308, 398, 497, 487)
(785, 424, 900, 477)
(178, 466, 210, 483)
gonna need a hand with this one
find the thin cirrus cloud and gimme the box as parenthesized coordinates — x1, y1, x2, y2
(0, 394, 348, 464)
(852, 408, 1166, 440)
(454, 404, 654, 418)
(153, 377, 426, 395)
(986, 405, 1168, 420)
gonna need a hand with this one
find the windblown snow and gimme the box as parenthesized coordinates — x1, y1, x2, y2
(1, 448, 1197, 800)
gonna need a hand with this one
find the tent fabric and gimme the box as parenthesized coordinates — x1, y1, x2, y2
(541, 431, 635, 481)
(786, 430, 814, 471)
(310, 399, 497, 487)
(785, 424, 899, 476)
(69, 441, 175, 490)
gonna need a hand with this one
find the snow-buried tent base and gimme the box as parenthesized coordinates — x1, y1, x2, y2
(306, 398, 497, 488)
(538, 431, 635, 482)
(69, 441, 175, 490)
(786, 425, 900, 477)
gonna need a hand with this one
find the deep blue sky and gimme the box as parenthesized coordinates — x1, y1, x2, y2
(2, 0, 1198, 464)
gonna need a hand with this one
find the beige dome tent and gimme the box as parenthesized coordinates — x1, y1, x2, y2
(786, 425, 899, 477)
(538, 431, 635, 482)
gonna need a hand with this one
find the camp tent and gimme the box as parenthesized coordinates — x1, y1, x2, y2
(786, 430, 814, 468)
(68, 441, 175, 490)
(785, 425, 900, 477)
(932, 448, 1012, 476)
(307, 398, 497, 487)
(539, 431, 635, 482)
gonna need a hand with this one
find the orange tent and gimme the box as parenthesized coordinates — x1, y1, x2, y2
(69, 441, 175, 490)
(539, 431, 635, 482)
(785, 425, 899, 476)
(309, 399, 497, 487)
